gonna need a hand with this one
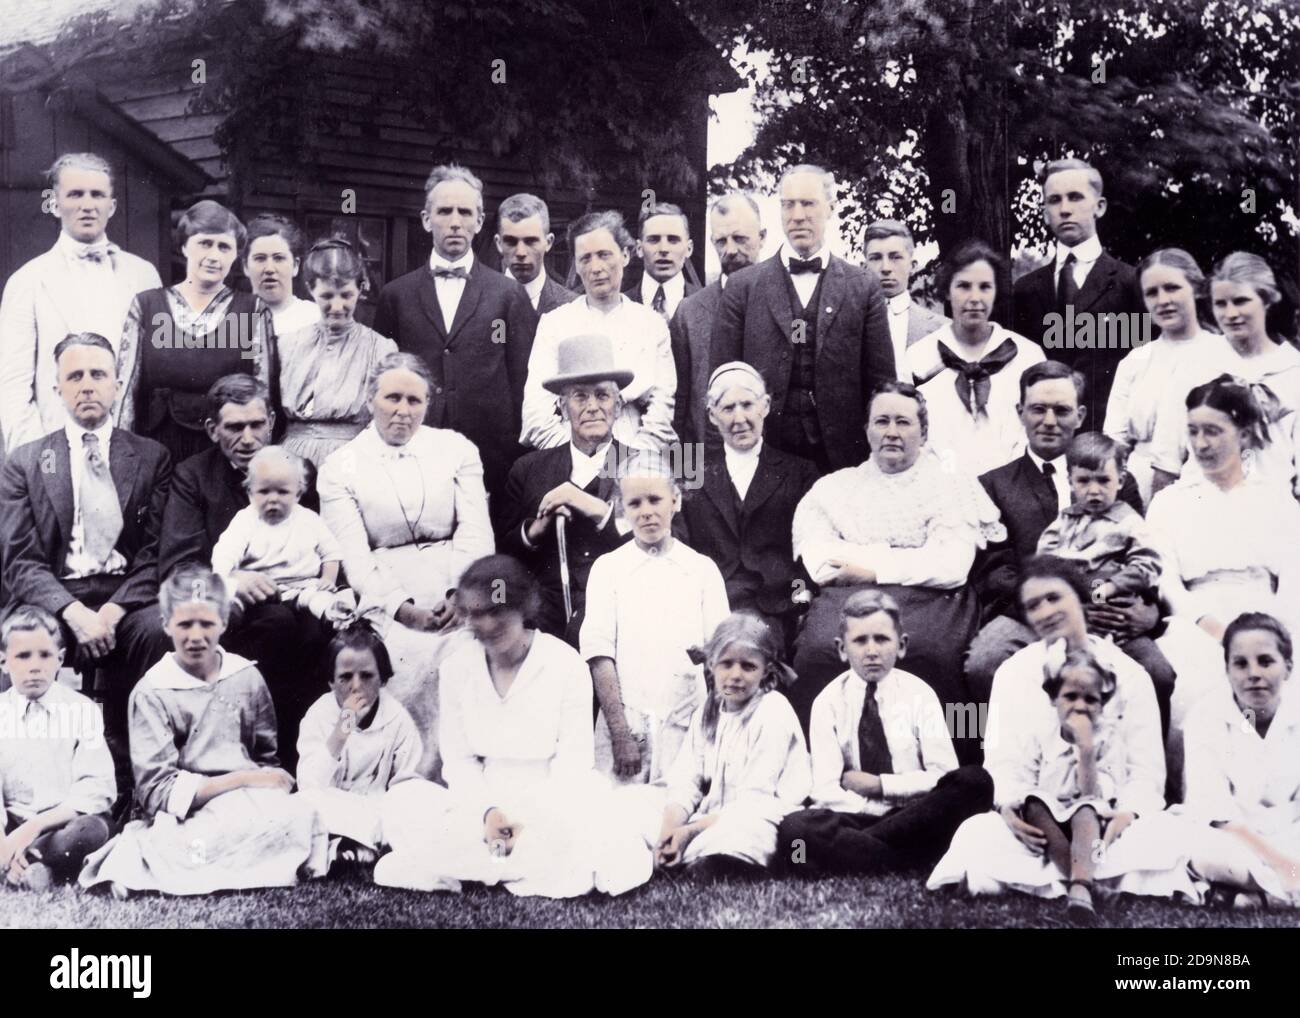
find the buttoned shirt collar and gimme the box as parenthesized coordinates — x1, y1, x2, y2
(429, 248, 475, 274)
(1026, 447, 1070, 508)
(779, 242, 827, 272)
(1054, 233, 1102, 274)
(524, 269, 548, 309)
(65, 416, 113, 458)
(887, 292, 912, 317)
(640, 270, 685, 310)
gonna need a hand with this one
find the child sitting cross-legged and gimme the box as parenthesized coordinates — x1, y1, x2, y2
(0, 606, 115, 892)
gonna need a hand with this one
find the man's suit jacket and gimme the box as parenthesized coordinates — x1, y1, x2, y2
(975, 451, 1143, 619)
(908, 303, 950, 344)
(0, 243, 160, 453)
(496, 441, 631, 637)
(0, 428, 171, 614)
(159, 443, 320, 580)
(709, 253, 896, 470)
(373, 260, 538, 501)
(1011, 250, 1143, 419)
(680, 442, 819, 618)
(536, 275, 579, 318)
(669, 280, 723, 444)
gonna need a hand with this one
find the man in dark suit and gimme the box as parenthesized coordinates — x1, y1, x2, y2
(625, 202, 700, 320)
(494, 193, 578, 317)
(709, 164, 896, 473)
(158, 373, 326, 767)
(671, 193, 766, 444)
(497, 334, 635, 643)
(965, 360, 1148, 701)
(374, 164, 538, 510)
(680, 362, 817, 652)
(0, 332, 172, 786)
(1011, 159, 1143, 418)
(864, 219, 950, 376)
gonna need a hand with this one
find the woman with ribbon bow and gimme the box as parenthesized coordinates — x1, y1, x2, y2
(905, 241, 1044, 477)
(1150, 252, 1300, 499)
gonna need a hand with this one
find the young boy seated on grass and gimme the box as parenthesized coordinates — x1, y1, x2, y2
(775, 590, 992, 876)
(0, 606, 115, 891)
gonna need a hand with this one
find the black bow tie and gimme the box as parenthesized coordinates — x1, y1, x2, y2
(788, 257, 823, 275)
(432, 266, 469, 281)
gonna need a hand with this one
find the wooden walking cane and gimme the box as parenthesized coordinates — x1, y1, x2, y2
(556, 513, 574, 623)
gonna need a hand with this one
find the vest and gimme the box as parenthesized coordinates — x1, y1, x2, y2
(777, 268, 825, 449)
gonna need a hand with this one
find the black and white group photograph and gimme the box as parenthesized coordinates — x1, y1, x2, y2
(0, 0, 1298, 971)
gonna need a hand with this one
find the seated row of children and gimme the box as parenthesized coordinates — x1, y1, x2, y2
(2, 553, 1295, 924)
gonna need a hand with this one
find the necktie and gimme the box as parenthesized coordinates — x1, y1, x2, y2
(936, 338, 1020, 415)
(1057, 252, 1079, 310)
(857, 683, 893, 776)
(80, 433, 123, 564)
(432, 266, 469, 281)
(651, 285, 667, 316)
(77, 247, 110, 264)
(788, 257, 822, 275)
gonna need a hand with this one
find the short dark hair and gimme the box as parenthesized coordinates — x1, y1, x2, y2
(638, 202, 689, 237)
(1017, 555, 1092, 612)
(1185, 374, 1270, 451)
(936, 239, 1008, 299)
(864, 219, 914, 250)
(244, 214, 305, 262)
(1223, 611, 1293, 667)
(1019, 359, 1086, 406)
(456, 555, 541, 624)
(53, 332, 114, 366)
(205, 374, 271, 424)
(1041, 646, 1117, 704)
(497, 193, 550, 234)
(867, 380, 928, 438)
(568, 210, 633, 253)
(175, 200, 246, 255)
(321, 623, 395, 687)
(839, 589, 904, 639)
(1066, 432, 1127, 474)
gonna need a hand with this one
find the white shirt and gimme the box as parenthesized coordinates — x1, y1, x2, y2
(570, 438, 612, 489)
(640, 271, 686, 319)
(211, 502, 342, 590)
(723, 439, 762, 501)
(295, 689, 424, 795)
(56, 231, 119, 341)
(907, 324, 1045, 478)
(580, 538, 730, 721)
(0, 682, 115, 821)
(1026, 447, 1070, 511)
(63, 419, 127, 579)
(428, 249, 474, 332)
(521, 295, 677, 451)
(984, 636, 1165, 815)
(808, 668, 959, 817)
(779, 243, 827, 308)
(523, 270, 548, 311)
(270, 296, 321, 336)
(887, 292, 913, 377)
(1054, 233, 1103, 292)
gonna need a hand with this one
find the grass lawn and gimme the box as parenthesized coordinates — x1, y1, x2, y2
(4, 869, 1294, 929)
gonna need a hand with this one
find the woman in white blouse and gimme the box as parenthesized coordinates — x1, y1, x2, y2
(1150, 252, 1300, 498)
(317, 352, 494, 775)
(243, 214, 321, 336)
(1104, 249, 1234, 506)
(1146, 376, 1300, 643)
(790, 381, 1005, 744)
(1180, 612, 1300, 907)
(374, 556, 652, 897)
(906, 241, 1043, 477)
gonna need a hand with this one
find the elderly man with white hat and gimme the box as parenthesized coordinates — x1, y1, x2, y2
(497, 333, 638, 643)
(680, 361, 820, 652)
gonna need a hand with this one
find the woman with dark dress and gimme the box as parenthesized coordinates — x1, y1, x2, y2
(117, 200, 275, 465)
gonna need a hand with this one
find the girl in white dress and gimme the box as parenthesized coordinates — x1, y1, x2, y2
(295, 624, 426, 870)
(79, 567, 329, 897)
(649, 613, 811, 880)
(1105, 248, 1234, 506)
(1179, 612, 1300, 907)
(374, 555, 652, 898)
(581, 450, 730, 785)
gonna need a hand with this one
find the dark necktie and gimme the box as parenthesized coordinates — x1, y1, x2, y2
(857, 683, 893, 776)
(788, 257, 822, 275)
(1056, 253, 1079, 310)
(936, 338, 1020, 416)
(433, 266, 469, 281)
(1040, 459, 1059, 502)
(651, 284, 667, 316)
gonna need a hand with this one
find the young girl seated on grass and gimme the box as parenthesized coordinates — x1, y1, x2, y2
(212, 446, 356, 625)
(79, 566, 328, 896)
(295, 624, 425, 871)
(650, 613, 810, 881)
(581, 451, 730, 785)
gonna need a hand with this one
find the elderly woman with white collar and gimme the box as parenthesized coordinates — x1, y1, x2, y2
(680, 362, 819, 651)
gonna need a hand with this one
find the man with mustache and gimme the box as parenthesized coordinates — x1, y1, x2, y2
(965, 360, 1145, 702)
(1012, 159, 1143, 418)
(670, 193, 767, 444)
(627, 202, 699, 321)
(0, 332, 171, 794)
(709, 164, 895, 474)
(0, 153, 161, 453)
(494, 193, 577, 317)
